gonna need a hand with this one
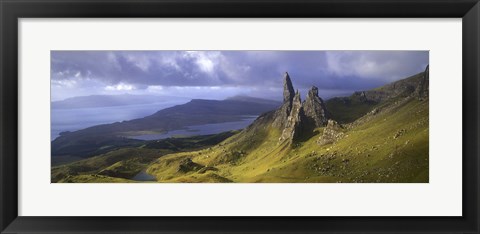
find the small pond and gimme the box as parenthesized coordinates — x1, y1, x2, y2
(132, 170, 156, 181)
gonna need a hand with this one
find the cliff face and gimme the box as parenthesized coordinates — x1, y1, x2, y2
(415, 65, 429, 99)
(272, 73, 329, 143)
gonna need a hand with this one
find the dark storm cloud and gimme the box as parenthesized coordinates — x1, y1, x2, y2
(52, 51, 218, 87)
(51, 51, 428, 100)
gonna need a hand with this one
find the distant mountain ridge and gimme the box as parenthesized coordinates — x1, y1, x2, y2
(226, 95, 280, 105)
(52, 94, 186, 109)
(52, 96, 281, 158)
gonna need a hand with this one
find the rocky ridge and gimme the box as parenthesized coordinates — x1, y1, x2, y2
(244, 66, 428, 144)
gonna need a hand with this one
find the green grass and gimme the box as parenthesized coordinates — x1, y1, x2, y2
(52, 131, 238, 183)
(144, 97, 428, 183)
(57, 174, 136, 183)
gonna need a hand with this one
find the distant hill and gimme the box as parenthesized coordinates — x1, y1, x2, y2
(51, 96, 281, 158)
(52, 94, 183, 109)
(226, 95, 280, 105)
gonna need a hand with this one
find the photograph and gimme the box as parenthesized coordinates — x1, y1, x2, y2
(50, 50, 429, 183)
(2, 0, 477, 232)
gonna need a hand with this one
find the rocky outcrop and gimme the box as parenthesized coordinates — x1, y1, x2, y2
(177, 158, 202, 173)
(279, 90, 306, 142)
(303, 86, 329, 128)
(317, 120, 344, 146)
(272, 73, 329, 143)
(415, 65, 429, 99)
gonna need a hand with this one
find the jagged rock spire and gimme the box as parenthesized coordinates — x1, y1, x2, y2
(303, 86, 329, 128)
(283, 72, 295, 103)
(273, 73, 330, 143)
(272, 72, 296, 129)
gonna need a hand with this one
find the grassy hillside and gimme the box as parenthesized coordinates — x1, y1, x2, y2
(51, 131, 237, 183)
(145, 96, 428, 183)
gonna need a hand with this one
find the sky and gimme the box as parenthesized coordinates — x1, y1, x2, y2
(51, 51, 429, 101)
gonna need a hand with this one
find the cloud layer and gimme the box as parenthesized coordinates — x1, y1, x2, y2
(51, 51, 428, 101)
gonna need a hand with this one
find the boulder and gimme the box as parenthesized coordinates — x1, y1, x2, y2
(177, 158, 202, 173)
(317, 120, 345, 146)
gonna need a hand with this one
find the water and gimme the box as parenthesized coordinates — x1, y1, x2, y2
(51, 100, 189, 140)
(129, 116, 258, 141)
(132, 170, 156, 181)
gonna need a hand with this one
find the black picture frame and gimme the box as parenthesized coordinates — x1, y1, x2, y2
(1, 0, 479, 233)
